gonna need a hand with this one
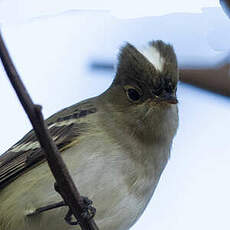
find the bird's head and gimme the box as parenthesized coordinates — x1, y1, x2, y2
(113, 40, 178, 106)
(102, 40, 179, 140)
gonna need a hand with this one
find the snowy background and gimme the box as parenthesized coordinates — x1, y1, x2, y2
(0, 1, 230, 229)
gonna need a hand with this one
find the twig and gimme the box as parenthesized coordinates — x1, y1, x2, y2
(180, 64, 230, 98)
(0, 31, 99, 230)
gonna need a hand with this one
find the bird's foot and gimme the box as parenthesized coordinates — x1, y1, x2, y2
(28, 183, 96, 226)
(64, 196, 96, 225)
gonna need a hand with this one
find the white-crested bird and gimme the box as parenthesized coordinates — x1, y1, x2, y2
(0, 40, 179, 230)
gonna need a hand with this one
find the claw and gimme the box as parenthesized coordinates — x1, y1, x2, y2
(33, 184, 96, 226)
(64, 196, 96, 226)
(64, 209, 79, 225)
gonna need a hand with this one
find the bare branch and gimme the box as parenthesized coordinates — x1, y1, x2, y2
(0, 31, 99, 230)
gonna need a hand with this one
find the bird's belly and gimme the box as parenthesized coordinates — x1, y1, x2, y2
(0, 136, 167, 230)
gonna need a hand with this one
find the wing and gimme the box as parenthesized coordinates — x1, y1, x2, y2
(0, 100, 97, 190)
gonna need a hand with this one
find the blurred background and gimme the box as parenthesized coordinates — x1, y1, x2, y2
(0, 0, 230, 229)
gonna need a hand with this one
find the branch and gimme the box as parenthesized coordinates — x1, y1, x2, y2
(0, 31, 99, 230)
(180, 64, 230, 98)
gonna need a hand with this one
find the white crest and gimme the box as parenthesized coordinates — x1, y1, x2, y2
(139, 45, 165, 72)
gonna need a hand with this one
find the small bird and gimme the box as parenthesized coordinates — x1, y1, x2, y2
(0, 40, 179, 230)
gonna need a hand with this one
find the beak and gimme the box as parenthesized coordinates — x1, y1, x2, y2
(153, 92, 178, 104)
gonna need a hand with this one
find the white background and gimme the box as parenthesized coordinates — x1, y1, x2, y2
(0, 1, 230, 229)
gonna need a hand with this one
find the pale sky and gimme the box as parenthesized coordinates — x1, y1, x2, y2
(0, 0, 220, 23)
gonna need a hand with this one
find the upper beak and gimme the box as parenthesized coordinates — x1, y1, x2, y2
(153, 92, 178, 104)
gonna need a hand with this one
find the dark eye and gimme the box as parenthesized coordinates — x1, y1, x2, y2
(127, 88, 141, 101)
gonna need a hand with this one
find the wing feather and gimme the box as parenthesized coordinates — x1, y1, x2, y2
(0, 101, 97, 190)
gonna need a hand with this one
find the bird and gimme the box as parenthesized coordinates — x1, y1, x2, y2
(0, 40, 179, 230)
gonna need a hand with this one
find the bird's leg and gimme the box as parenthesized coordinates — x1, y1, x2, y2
(26, 189, 96, 225)
(26, 183, 67, 216)
(27, 201, 66, 216)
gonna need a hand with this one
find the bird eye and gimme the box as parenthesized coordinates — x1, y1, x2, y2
(127, 88, 141, 102)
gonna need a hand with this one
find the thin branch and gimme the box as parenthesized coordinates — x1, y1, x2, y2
(0, 31, 99, 230)
(180, 64, 230, 98)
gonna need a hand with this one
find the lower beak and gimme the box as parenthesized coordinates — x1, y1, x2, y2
(154, 94, 178, 104)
